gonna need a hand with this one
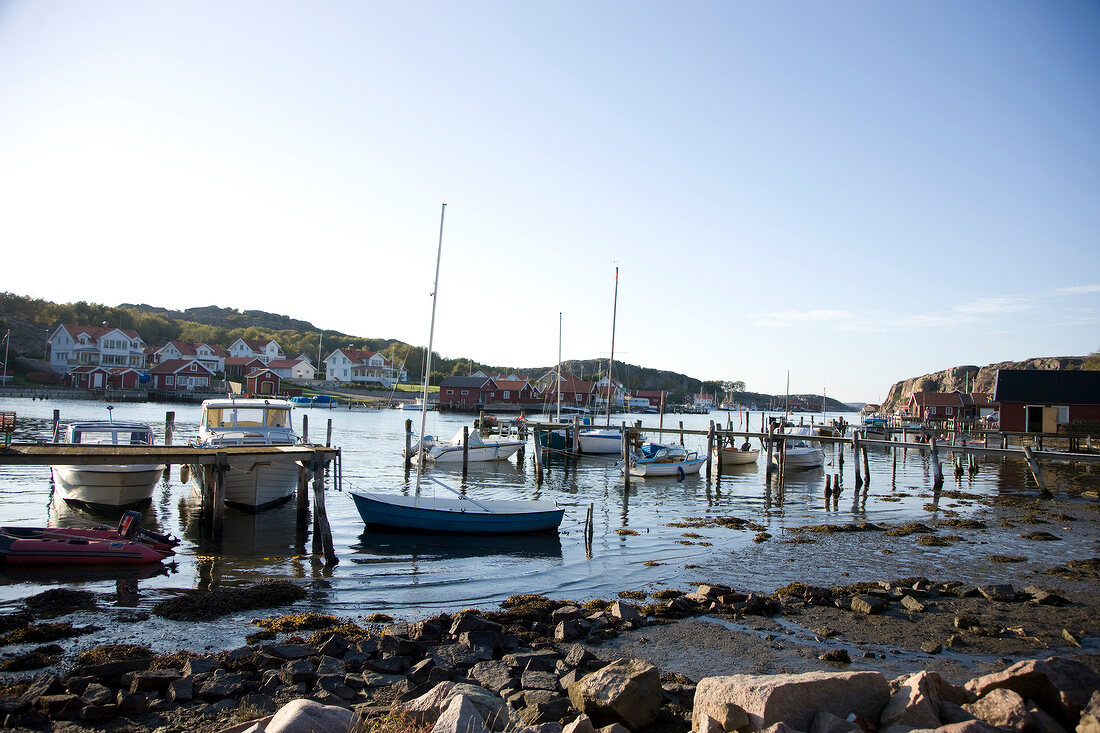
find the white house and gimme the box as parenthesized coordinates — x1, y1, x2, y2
(154, 341, 226, 374)
(227, 338, 284, 364)
(48, 325, 147, 375)
(267, 358, 316, 380)
(323, 348, 404, 385)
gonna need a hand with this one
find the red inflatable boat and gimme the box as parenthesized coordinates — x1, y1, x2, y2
(0, 511, 177, 565)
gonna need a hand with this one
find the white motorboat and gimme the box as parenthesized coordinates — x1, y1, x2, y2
(187, 398, 302, 510)
(770, 426, 826, 469)
(51, 421, 165, 511)
(577, 428, 624, 454)
(414, 428, 524, 463)
(622, 443, 706, 478)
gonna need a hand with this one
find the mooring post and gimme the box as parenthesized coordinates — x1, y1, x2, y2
(572, 417, 581, 454)
(585, 502, 594, 548)
(212, 452, 227, 541)
(679, 420, 685, 446)
(200, 465, 215, 536)
(52, 409, 60, 443)
(1021, 445, 1052, 498)
(853, 433, 863, 489)
(861, 442, 871, 488)
(165, 411, 175, 445)
(533, 429, 543, 483)
(930, 438, 944, 489)
(462, 426, 469, 479)
(706, 421, 714, 480)
(326, 419, 333, 448)
(404, 419, 413, 467)
(623, 430, 632, 489)
(302, 415, 309, 444)
(296, 464, 309, 528)
(765, 423, 775, 483)
(312, 449, 338, 565)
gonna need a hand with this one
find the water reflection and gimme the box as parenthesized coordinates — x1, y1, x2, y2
(352, 529, 563, 562)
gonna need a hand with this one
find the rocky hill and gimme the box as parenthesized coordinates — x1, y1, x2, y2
(881, 356, 1087, 411)
(119, 303, 355, 338)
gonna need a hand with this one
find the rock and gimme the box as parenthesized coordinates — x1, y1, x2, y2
(879, 670, 972, 731)
(1077, 691, 1100, 733)
(978, 584, 1016, 602)
(564, 645, 598, 670)
(198, 670, 245, 701)
(552, 606, 587, 624)
(184, 657, 220, 676)
(318, 634, 350, 658)
(920, 642, 942, 655)
(523, 723, 564, 733)
(1027, 704, 1069, 733)
(450, 683, 512, 730)
(810, 710, 861, 733)
(522, 670, 561, 692)
(409, 658, 440, 685)
(505, 650, 562, 672)
(953, 585, 981, 598)
(556, 619, 591, 643)
(901, 595, 926, 613)
(263, 698, 355, 733)
(568, 658, 661, 730)
(79, 703, 117, 722)
(610, 602, 642, 623)
(693, 671, 890, 733)
(850, 596, 885, 615)
(240, 693, 277, 715)
(402, 682, 459, 723)
(472, 661, 515, 693)
(562, 714, 597, 733)
(696, 716, 726, 733)
(760, 723, 804, 733)
(432, 695, 490, 733)
(362, 670, 408, 688)
(36, 693, 83, 720)
(963, 688, 1031, 729)
(965, 656, 1100, 728)
(167, 677, 194, 703)
(280, 659, 317, 686)
(127, 668, 182, 693)
(264, 643, 316, 660)
(939, 701, 977, 724)
(594, 724, 631, 733)
(366, 655, 412, 674)
(521, 700, 574, 725)
(81, 683, 115, 706)
(818, 650, 850, 664)
(450, 613, 503, 636)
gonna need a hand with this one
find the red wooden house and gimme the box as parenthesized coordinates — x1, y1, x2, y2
(225, 357, 266, 379)
(483, 377, 540, 407)
(149, 359, 214, 391)
(993, 369, 1100, 433)
(108, 367, 144, 389)
(439, 376, 492, 406)
(905, 390, 976, 421)
(68, 365, 112, 389)
(246, 368, 281, 396)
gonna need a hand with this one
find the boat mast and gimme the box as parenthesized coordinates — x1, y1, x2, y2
(606, 267, 619, 426)
(415, 203, 446, 496)
(556, 312, 562, 422)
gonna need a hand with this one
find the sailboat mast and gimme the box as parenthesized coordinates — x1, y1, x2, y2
(606, 266, 619, 426)
(415, 203, 446, 495)
(556, 312, 562, 422)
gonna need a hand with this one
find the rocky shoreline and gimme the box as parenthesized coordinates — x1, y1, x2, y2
(0, 572, 1097, 732)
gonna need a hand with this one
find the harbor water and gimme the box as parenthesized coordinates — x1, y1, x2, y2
(1, 397, 1098, 642)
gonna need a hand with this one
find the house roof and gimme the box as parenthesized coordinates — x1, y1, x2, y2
(59, 324, 143, 342)
(149, 359, 215, 375)
(330, 347, 389, 366)
(909, 391, 968, 407)
(69, 365, 110, 374)
(267, 359, 305, 368)
(246, 368, 279, 378)
(491, 378, 529, 391)
(993, 369, 1100, 405)
(226, 357, 265, 367)
(440, 376, 492, 389)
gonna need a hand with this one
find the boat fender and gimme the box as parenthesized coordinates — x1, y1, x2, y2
(677, 466, 686, 480)
(179, 465, 191, 483)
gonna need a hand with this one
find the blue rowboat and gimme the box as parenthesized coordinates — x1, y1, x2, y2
(349, 491, 564, 534)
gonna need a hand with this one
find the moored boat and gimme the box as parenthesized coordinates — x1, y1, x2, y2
(577, 428, 623, 454)
(622, 443, 706, 478)
(0, 511, 175, 565)
(716, 443, 760, 465)
(770, 426, 826, 469)
(51, 420, 165, 511)
(187, 398, 302, 510)
(413, 428, 524, 463)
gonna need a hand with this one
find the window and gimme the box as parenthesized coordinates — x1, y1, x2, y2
(1056, 406, 1069, 424)
(945, 407, 953, 415)
(166, 376, 174, 386)
(446, 389, 454, 395)
(503, 391, 510, 399)
(461, 390, 469, 396)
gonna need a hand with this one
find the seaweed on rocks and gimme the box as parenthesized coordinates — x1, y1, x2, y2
(884, 522, 935, 537)
(0, 621, 92, 645)
(153, 579, 307, 621)
(24, 588, 97, 618)
(75, 643, 154, 666)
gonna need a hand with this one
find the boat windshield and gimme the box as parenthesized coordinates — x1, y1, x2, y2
(205, 407, 291, 429)
(71, 429, 153, 445)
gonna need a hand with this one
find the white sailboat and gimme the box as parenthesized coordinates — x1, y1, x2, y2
(350, 204, 564, 534)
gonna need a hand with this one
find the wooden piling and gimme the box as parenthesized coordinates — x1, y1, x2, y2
(297, 464, 309, 528)
(765, 424, 775, 482)
(312, 449, 338, 565)
(404, 419, 413, 467)
(861, 442, 870, 487)
(679, 420, 685, 446)
(533, 428, 544, 483)
(715, 424, 723, 473)
(853, 433, 863, 489)
(302, 415, 309, 444)
(52, 410, 60, 443)
(706, 421, 714, 480)
(212, 452, 227, 541)
(1022, 445, 1052, 498)
(165, 411, 175, 445)
(930, 438, 944, 488)
(621, 425, 630, 489)
(462, 426, 470, 479)
(326, 419, 333, 448)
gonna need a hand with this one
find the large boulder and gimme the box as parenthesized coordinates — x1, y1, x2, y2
(567, 658, 661, 730)
(1078, 691, 1100, 733)
(879, 670, 972, 732)
(965, 657, 1100, 728)
(693, 671, 890, 732)
(264, 699, 354, 733)
(963, 688, 1032, 730)
(432, 695, 490, 733)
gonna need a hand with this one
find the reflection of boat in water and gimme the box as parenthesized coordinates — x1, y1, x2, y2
(180, 498, 302, 557)
(413, 428, 524, 463)
(49, 492, 174, 542)
(352, 528, 563, 561)
(0, 560, 171, 584)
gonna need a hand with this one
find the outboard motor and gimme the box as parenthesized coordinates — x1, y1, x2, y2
(118, 510, 142, 539)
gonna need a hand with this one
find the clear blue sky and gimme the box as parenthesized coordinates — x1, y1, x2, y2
(1, 1, 1097, 402)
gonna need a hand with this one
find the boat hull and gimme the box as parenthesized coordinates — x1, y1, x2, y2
(0, 530, 171, 565)
(577, 430, 622, 454)
(418, 439, 524, 463)
(350, 491, 564, 534)
(626, 457, 706, 477)
(188, 460, 300, 510)
(51, 465, 165, 510)
(716, 448, 759, 465)
(771, 447, 826, 469)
